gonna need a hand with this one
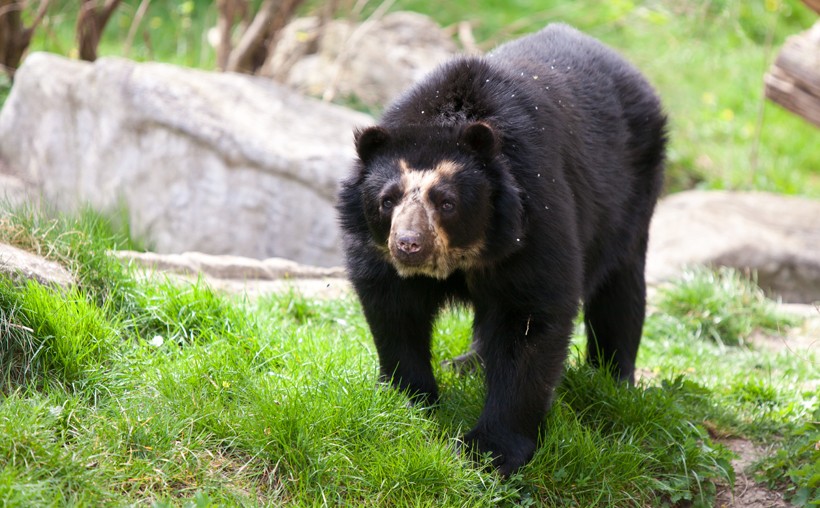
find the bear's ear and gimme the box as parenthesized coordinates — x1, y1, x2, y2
(355, 126, 390, 163)
(459, 122, 500, 160)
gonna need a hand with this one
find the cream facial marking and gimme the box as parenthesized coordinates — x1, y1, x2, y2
(386, 159, 485, 279)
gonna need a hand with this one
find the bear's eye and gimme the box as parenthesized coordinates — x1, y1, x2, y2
(381, 197, 395, 211)
(440, 201, 455, 212)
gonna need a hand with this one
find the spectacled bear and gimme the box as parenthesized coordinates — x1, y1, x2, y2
(336, 23, 666, 476)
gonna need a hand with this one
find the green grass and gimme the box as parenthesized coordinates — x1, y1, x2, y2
(0, 279, 118, 392)
(4, 0, 816, 198)
(1, 208, 817, 506)
(654, 266, 799, 347)
(3, 3, 816, 504)
(24, 0, 218, 68)
(0, 75, 10, 105)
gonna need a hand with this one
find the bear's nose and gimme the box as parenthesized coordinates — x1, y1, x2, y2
(396, 230, 422, 254)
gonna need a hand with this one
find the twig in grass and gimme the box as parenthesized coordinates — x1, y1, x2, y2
(5, 322, 33, 332)
(123, 0, 151, 57)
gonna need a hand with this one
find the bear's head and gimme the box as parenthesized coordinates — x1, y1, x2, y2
(352, 122, 524, 279)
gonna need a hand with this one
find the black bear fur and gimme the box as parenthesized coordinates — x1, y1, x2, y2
(336, 23, 667, 476)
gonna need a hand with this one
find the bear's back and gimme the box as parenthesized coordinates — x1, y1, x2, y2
(489, 23, 663, 133)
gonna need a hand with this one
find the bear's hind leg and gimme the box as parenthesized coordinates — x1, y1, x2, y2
(584, 253, 647, 384)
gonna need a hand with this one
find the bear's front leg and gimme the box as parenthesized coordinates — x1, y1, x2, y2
(464, 309, 575, 476)
(354, 270, 447, 406)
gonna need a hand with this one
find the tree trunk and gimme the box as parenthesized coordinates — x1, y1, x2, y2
(223, 0, 306, 75)
(0, 0, 50, 79)
(802, 0, 820, 15)
(216, 0, 248, 71)
(76, 0, 122, 62)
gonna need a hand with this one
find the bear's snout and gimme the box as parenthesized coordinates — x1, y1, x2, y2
(396, 230, 423, 254)
(391, 229, 431, 265)
(388, 197, 437, 271)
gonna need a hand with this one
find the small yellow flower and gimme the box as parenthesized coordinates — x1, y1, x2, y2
(720, 108, 735, 122)
(701, 92, 716, 107)
(222, 381, 231, 388)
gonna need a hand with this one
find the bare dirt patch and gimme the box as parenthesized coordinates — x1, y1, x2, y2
(714, 438, 790, 508)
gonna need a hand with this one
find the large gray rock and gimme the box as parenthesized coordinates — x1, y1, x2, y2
(0, 52, 373, 267)
(647, 190, 820, 304)
(0, 159, 37, 209)
(268, 11, 458, 107)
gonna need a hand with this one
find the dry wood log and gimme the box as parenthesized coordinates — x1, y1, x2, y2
(764, 22, 820, 127)
(802, 0, 820, 15)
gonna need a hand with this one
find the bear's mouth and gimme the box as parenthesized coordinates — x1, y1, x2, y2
(390, 258, 450, 280)
(387, 235, 443, 278)
(387, 239, 483, 280)
(389, 229, 433, 264)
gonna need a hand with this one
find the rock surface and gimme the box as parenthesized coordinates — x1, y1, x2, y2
(1, 57, 817, 303)
(0, 243, 74, 289)
(268, 11, 458, 107)
(0, 52, 373, 267)
(647, 190, 820, 304)
(113, 250, 349, 299)
(120, 251, 351, 299)
(113, 250, 345, 280)
(0, 159, 37, 209)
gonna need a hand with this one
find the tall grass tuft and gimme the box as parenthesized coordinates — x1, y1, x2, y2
(0, 204, 143, 312)
(130, 277, 258, 346)
(524, 366, 736, 506)
(654, 267, 798, 346)
(0, 278, 117, 392)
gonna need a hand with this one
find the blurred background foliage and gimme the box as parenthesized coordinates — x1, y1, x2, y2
(7, 0, 820, 197)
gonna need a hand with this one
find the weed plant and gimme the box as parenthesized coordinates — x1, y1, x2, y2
(755, 405, 820, 506)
